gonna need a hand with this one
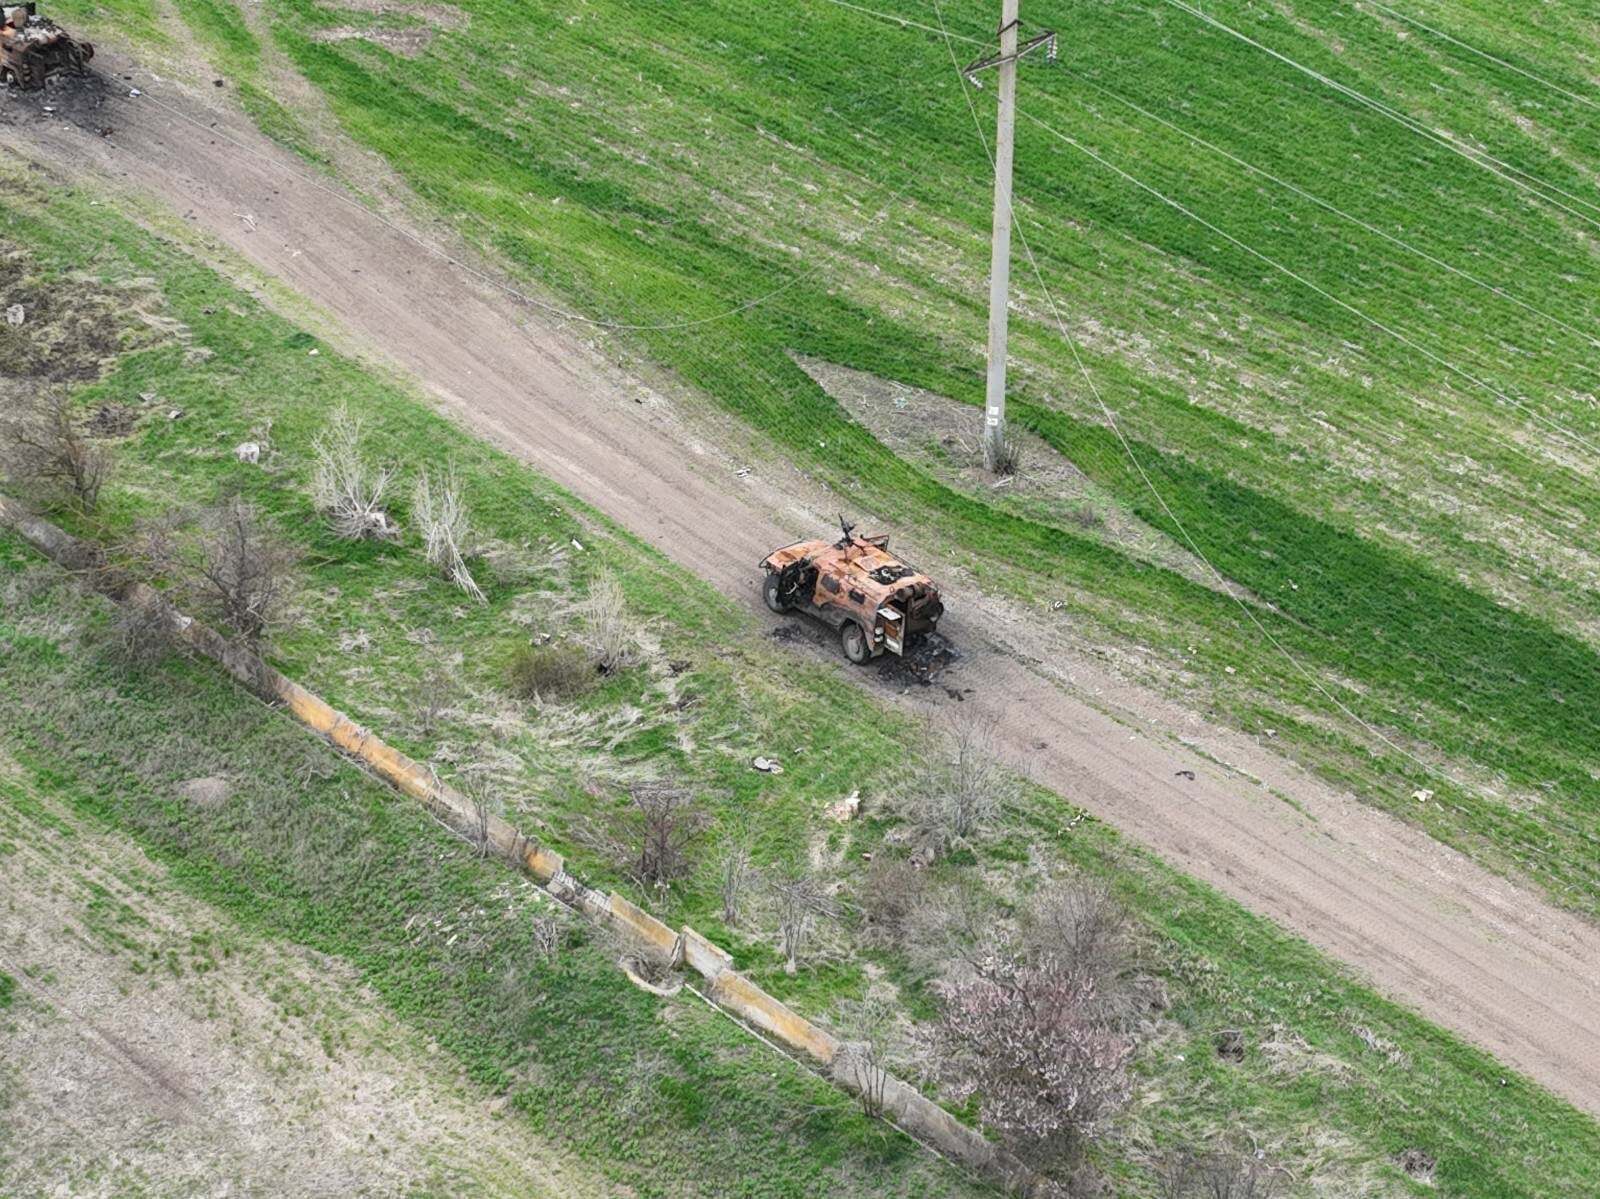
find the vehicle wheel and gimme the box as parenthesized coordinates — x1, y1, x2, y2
(762, 572, 791, 613)
(840, 622, 872, 665)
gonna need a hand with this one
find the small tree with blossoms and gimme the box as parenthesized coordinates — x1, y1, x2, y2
(932, 937, 1134, 1169)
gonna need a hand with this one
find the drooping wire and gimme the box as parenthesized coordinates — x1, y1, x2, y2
(1153, 0, 1600, 234)
(1055, 67, 1600, 363)
(1360, 0, 1600, 114)
(1016, 105, 1600, 462)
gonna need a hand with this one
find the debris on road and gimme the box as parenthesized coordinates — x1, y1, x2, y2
(1175, 769, 1196, 781)
(1, 3, 92, 91)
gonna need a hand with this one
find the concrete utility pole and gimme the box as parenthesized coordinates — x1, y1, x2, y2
(965, 7, 1055, 473)
(982, 0, 1019, 474)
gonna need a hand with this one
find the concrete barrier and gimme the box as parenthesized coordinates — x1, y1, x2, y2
(0, 497, 1055, 1198)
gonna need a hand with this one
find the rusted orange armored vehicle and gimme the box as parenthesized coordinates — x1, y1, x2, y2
(760, 519, 944, 663)
(1, 4, 93, 90)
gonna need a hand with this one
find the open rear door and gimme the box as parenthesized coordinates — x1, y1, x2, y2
(878, 607, 905, 655)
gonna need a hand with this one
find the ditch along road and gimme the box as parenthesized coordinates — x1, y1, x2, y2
(9, 60, 1600, 1116)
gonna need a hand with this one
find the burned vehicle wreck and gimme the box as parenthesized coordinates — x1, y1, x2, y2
(1, 4, 93, 91)
(760, 519, 944, 663)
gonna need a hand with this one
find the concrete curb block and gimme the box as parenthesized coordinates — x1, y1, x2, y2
(0, 496, 1055, 1198)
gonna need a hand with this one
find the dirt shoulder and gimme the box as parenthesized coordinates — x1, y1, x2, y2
(6, 56, 1600, 1117)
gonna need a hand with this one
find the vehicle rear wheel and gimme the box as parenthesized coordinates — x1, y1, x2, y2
(840, 622, 872, 665)
(762, 572, 791, 613)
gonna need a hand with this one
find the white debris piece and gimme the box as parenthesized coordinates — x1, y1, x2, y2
(751, 756, 783, 775)
(234, 441, 261, 464)
(824, 789, 861, 823)
(1412, 788, 1434, 805)
(4, 304, 23, 326)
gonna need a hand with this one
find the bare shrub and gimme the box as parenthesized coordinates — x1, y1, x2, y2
(769, 870, 842, 974)
(986, 433, 1023, 479)
(413, 466, 483, 602)
(718, 840, 755, 927)
(530, 912, 564, 964)
(857, 855, 927, 949)
(507, 642, 596, 703)
(415, 662, 454, 737)
(107, 597, 177, 668)
(131, 498, 292, 646)
(0, 389, 111, 512)
(1023, 879, 1146, 1027)
(579, 570, 640, 673)
(1158, 1145, 1282, 1199)
(905, 712, 1018, 849)
(456, 767, 502, 860)
(836, 996, 895, 1120)
(932, 934, 1134, 1168)
(310, 405, 397, 540)
(577, 781, 707, 895)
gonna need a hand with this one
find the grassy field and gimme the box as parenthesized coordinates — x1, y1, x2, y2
(4, 162, 1600, 1196)
(44, 0, 1600, 914)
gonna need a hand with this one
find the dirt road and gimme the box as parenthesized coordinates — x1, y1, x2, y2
(9, 61, 1600, 1116)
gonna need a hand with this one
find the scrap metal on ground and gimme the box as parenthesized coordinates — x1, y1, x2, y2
(760, 518, 944, 664)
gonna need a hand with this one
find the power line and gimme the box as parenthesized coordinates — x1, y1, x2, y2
(812, 0, 986, 45)
(1153, 0, 1600, 235)
(1056, 68, 1600, 363)
(1359, 0, 1600, 114)
(1018, 107, 1600, 461)
(927, 2, 1585, 828)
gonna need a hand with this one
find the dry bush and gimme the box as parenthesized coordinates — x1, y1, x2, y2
(507, 642, 597, 703)
(985, 432, 1024, 479)
(1023, 879, 1148, 1028)
(130, 498, 293, 646)
(932, 934, 1134, 1169)
(530, 912, 564, 964)
(310, 405, 398, 540)
(768, 870, 843, 974)
(579, 570, 640, 674)
(412, 466, 483, 602)
(0, 388, 111, 512)
(106, 597, 178, 669)
(857, 855, 928, 949)
(456, 766, 502, 860)
(576, 781, 707, 895)
(718, 840, 755, 927)
(836, 995, 895, 1120)
(1157, 1145, 1282, 1199)
(904, 712, 1018, 850)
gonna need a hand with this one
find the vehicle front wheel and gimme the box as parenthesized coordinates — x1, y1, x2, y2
(840, 622, 872, 665)
(762, 572, 791, 613)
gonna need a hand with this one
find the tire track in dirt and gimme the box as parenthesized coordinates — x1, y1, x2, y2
(8, 57, 1600, 1116)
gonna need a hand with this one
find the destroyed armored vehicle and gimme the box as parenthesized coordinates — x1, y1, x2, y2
(1, 4, 92, 91)
(760, 519, 944, 663)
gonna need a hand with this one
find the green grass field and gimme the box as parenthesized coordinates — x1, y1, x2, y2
(45, 0, 1600, 913)
(4, 161, 1600, 1195)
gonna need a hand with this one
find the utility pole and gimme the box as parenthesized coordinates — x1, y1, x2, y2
(965, 7, 1055, 473)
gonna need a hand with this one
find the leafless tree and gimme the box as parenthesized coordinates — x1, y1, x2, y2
(769, 870, 842, 974)
(0, 389, 111, 512)
(107, 596, 177, 668)
(416, 662, 454, 737)
(576, 781, 707, 895)
(718, 840, 754, 927)
(413, 466, 483, 602)
(579, 570, 640, 674)
(457, 766, 502, 860)
(905, 712, 1018, 849)
(932, 934, 1134, 1168)
(310, 405, 398, 540)
(857, 854, 927, 949)
(837, 996, 895, 1120)
(130, 498, 292, 647)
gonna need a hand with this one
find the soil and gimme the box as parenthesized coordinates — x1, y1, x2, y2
(9, 51, 1600, 1116)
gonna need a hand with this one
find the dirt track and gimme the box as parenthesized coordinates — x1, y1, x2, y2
(9, 61, 1600, 1116)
